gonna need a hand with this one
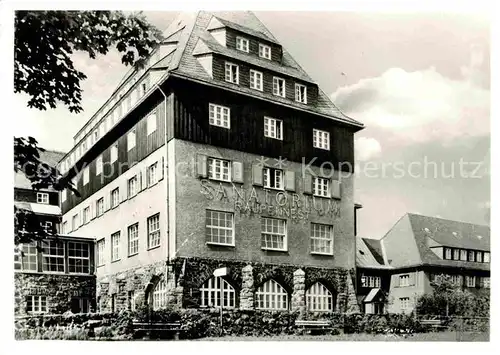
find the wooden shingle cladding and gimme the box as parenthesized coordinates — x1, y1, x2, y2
(15, 188, 59, 206)
(169, 78, 355, 171)
(224, 28, 283, 63)
(62, 97, 167, 214)
(211, 55, 318, 105)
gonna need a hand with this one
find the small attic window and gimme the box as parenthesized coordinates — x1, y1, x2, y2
(477, 235, 483, 240)
(424, 228, 430, 233)
(236, 36, 249, 53)
(452, 232, 460, 238)
(359, 250, 365, 255)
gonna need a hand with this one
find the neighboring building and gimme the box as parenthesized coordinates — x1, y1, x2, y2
(380, 213, 490, 314)
(58, 11, 364, 315)
(14, 150, 96, 315)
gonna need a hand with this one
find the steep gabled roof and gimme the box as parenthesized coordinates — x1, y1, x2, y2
(356, 236, 392, 269)
(15, 149, 66, 191)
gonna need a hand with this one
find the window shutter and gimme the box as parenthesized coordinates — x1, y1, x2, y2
(252, 164, 263, 186)
(160, 157, 165, 181)
(303, 173, 312, 194)
(197, 154, 208, 178)
(121, 179, 128, 202)
(284, 170, 296, 192)
(330, 180, 341, 199)
(232, 161, 244, 183)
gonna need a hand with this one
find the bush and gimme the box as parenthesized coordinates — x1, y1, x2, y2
(15, 325, 90, 340)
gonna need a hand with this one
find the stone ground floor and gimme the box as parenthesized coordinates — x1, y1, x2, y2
(96, 257, 360, 315)
(14, 273, 96, 315)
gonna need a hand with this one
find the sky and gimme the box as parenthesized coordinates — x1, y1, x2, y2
(11, 11, 491, 239)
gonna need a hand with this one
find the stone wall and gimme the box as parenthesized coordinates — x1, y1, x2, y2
(14, 272, 96, 315)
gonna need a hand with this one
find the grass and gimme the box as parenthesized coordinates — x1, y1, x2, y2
(198, 331, 489, 342)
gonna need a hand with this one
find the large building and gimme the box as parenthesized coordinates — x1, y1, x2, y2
(14, 150, 96, 315)
(57, 11, 364, 315)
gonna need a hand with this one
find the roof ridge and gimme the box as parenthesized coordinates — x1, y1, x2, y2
(407, 212, 490, 228)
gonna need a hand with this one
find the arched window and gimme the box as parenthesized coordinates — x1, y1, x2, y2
(152, 279, 167, 310)
(200, 276, 235, 308)
(306, 282, 333, 312)
(256, 279, 288, 310)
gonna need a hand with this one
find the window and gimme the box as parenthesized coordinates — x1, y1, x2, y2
(128, 176, 138, 198)
(148, 214, 161, 249)
(128, 290, 136, 311)
(111, 188, 120, 208)
(96, 198, 104, 217)
(476, 251, 483, 263)
(68, 242, 90, 274)
(445, 248, 452, 260)
(224, 62, 239, 84)
(72, 214, 78, 231)
(37, 192, 49, 204)
(256, 279, 288, 310)
(96, 239, 105, 266)
(128, 223, 139, 256)
(466, 276, 476, 288)
(147, 162, 158, 187)
(484, 252, 490, 263)
(208, 158, 231, 182)
(361, 275, 381, 288)
(295, 83, 307, 103)
(313, 129, 330, 150)
(127, 130, 136, 150)
(61, 189, 67, 202)
(272, 77, 286, 97)
(209, 103, 230, 129)
(43, 221, 53, 233)
(460, 249, 467, 261)
(306, 283, 333, 312)
(263, 167, 283, 190)
(453, 249, 460, 260)
(259, 43, 271, 59)
(94, 130, 99, 142)
(42, 240, 65, 273)
(71, 297, 90, 314)
(236, 36, 249, 52)
(110, 144, 118, 163)
(400, 297, 410, 311)
(313, 177, 330, 198)
(26, 296, 48, 314)
(111, 232, 120, 262)
(310, 223, 333, 255)
(250, 70, 263, 91)
(82, 166, 90, 185)
(261, 217, 287, 251)
(399, 274, 410, 287)
(83, 206, 90, 224)
(468, 250, 475, 262)
(18, 242, 38, 271)
(152, 279, 167, 310)
(96, 155, 103, 175)
(147, 113, 157, 135)
(200, 276, 236, 308)
(62, 221, 68, 234)
(482, 277, 490, 289)
(264, 117, 283, 140)
(450, 275, 462, 286)
(206, 210, 234, 246)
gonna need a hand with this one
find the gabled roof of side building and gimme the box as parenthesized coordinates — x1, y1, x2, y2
(15, 149, 66, 191)
(356, 236, 393, 269)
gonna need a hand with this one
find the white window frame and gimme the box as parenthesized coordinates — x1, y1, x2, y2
(111, 188, 120, 208)
(83, 206, 90, 224)
(295, 83, 307, 104)
(484, 252, 490, 263)
(250, 69, 263, 91)
(206, 210, 234, 246)
(128, 175, 138, 198)
(261, 217, 287, 251)
(26, 295, 48, 314)
(256, 279, 288, 310)
(466, 275, 476, 288)
(399, 274, 410, 287)
(43, 221, 53, 233)
(96, 155, 103, 176)
(263, 167, 284, 190)
(460, 249, 467, 261)
(128, 223, 139, 256)
(62, 221, 68, 234)
(224, 62, 239, 84)
(207, 157, 231, 182)
(147, 214, 161, 249)
(42, 240, 65, 273)
(310, 223, 334, 255)
(400, 297, 410, 311)
(236, 36, 249, 52)
(259, 43, 271, 59)
(96, 197, 104, 217)
(200, 276, 236, 308)
(272, 77, 286, 98)
(96, 239, 105, 266)
(313, 129, 330, 150)
(147, 162, 158, 187)
(476, 251, 483, 263)
(264, 117, 283, 140)
(110, 144, 118, 163)
(306, 282, 333, 312)
(453, 248, 460, 260)
(209, 103, 230, 129)
(18, 242, 38, 271)
(68, 241, 90, 274)
(445, 247, 452, 260)
(72, 214, 78, 231)
(152, 279, 167, 310)
(36, 192, 49, 204)
(127, 130, 136, 151)
(483, 277, 490, 289)
(147, 113, 157, 135)
(111, 232, 120, 262)
(313, 177, 330, 198)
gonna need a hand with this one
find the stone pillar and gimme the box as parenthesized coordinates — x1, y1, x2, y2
(292, 269, 306, 319)
(239, 265, 254, 310)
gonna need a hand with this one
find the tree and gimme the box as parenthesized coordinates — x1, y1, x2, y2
(14, 11, 163, 245)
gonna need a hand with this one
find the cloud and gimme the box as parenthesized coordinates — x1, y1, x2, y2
(332, 67, 490, 145)
(355, 136, 382, 161)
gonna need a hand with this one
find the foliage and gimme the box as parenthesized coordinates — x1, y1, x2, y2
(15, 325, 90, 340)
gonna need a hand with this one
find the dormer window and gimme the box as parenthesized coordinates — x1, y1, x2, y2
(259, 43, 271, 59)
(295, 83, 307, 104)
(225, 62, 239, 84)
(236, 36, 249, 52)
(250, 70, 263, 91)
(273, 77, 286, 98)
